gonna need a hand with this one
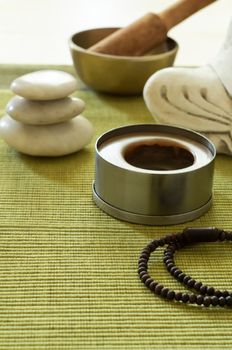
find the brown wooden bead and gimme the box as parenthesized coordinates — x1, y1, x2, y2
(225, 231, 232, 240)
(140, 251, 149, 258)
(139, 271, 148, 278)
(170, 266, 178, 275)
(161, 287, 169, 298)
(187, 279, 196, 288)
(145, 277, 154, 287)
(214, 290, 222, 298)
(222, 291, 229, 298)
(166, 263, 174, 271)
(174, 269, 181, 278)
(183, 275, 191, 284)
(196, 295, 204, 305)
(175, 292, 182, 301)
(181, 293, 189, 303)
(219, 231, 226, 241)
(226, 296, 232, 306)
(164, 252, 173, 259)
(168, 247, 176, 254)
(141, 247, 150, 253)
(206, 286, 215, 296)
(139, 255, 149, 261)
(148, 242, 158, 251)
(138, 260, 147, 267)
(211, 296, 219, 306)
(177, 273, 186, 282)
(164, 258, 173, 264)
(141, 274, 149, 283)
(154, 284, 163, 295)
(199, 285, 207, 295)
(203, 296, 211, 307)
(138, 267, 147, 274)
(218, 297, 226, 307)
(189, 293, 197, 303)
(167, 290, 175, 300)
(143, 246, 152, 253)
(149, 281, 158, 291)
(194, 281, 202, 291)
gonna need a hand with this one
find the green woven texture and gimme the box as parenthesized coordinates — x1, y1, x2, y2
(0, 65, 232, 350)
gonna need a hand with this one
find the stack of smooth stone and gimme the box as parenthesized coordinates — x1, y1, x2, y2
(0, 70, 93, 156)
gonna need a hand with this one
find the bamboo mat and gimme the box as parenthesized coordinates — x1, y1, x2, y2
(0, 65, 232, 349)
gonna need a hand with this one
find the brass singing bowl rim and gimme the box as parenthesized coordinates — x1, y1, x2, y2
(69, 27, 178, 61)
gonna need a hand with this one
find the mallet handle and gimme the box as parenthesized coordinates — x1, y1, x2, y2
(160, 0, 217, 31)
(88, 0, 217, 56)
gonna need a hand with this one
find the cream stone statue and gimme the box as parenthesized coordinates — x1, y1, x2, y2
(144, 19, 232, 155)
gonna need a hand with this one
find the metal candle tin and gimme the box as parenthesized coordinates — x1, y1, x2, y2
(92, 124, 216, 225)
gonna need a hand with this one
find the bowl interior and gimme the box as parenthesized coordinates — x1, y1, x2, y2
(71, 28, 177, 57)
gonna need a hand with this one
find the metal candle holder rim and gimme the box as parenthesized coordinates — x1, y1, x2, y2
(92, 124, 216, 225)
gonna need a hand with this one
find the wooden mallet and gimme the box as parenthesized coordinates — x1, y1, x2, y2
(88, 0, 217, 56)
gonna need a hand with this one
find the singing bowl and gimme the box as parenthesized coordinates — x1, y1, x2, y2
(69, 27, 178, 95)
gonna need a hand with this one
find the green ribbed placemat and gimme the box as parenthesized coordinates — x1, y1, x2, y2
(0, 65, 232, 350)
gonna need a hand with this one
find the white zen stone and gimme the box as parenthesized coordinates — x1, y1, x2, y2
(6, 96, 85, 125)
(11, 70, 78, 100)
(0, 115, 94, 157)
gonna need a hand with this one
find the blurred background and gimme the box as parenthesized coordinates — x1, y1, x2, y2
(0, 0, 230, 66)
